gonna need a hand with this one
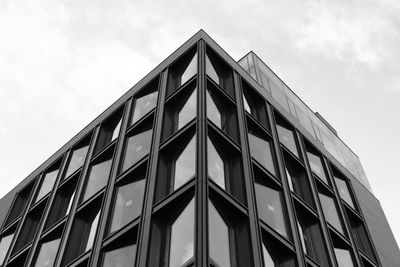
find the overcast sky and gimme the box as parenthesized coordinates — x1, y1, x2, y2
(1, 0, 399, 246)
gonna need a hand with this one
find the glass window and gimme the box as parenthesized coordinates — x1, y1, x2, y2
(0, 233, 14, 265)
(306, 150, 328, 184)
(255, 182, 288, 238)
(131, 91, 158, 126)
(5, 183, 33, 225)
(248, 132, 276, 176)
(95, 116, 122, 155)
(85, 211, 100, 252)
(209, 201, 230, 267)
(109, 179, 146, 233)
(262, 243, 275, 267)
(169, 199, 194, 267)
(206, 55, 220, 85)
(122, 129, 152, 172)
(206, 91, 222, 128)
(33, 237, 60, 267)
(102, 244, 136, 267)
(65, 144, 89, 178)
(178, 89, 197, 130)
(334, 175, 355, 209)
(276, 122, 299, 158)
(35, 169, 58, 203)
(243, 95, 251, 113)
(207, 138, 225, 189)
(318, 192, 344, 234)
(180, 53, 197, 86)
(334, 247, 355, 267)
(174, 136, 196, 190)
(82, 157, 112, 203)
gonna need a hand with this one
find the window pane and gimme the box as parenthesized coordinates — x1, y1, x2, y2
(255, 182, 288, 238)
(262, 243, 275, 267)
(209, 201, 230, 267)
(122, 129, 152, 172)
(178, 90, 197, 130)
(318, 192, 344, 234)
(82, 157, 112, 202)
(248, 133, 276, 176)
(276, 123, 298, 157)
(169, 199, 194, 267)
(307, 151, 327, 183)
(0, 233, 14, 265)
(206, 55, 219, 85)
(34, 238, 60, 267)
(131, 91, 158, 125)
(110, 179, 146, 233)
(102, 244, 136, 267)
(174, 136, 196, 190)
(243, 95, 251, 113)
(35, 169, 58, 203)
(334, 176, 355, 209)
(206, 91, 222, 128)
(111, 119, 122, 141)
(334, 247, 354, 267)
(207, 138, 225, 189)
(66, 145, 89, 178)
(85, 211, 100, 252)
(180, 53, 197, 86)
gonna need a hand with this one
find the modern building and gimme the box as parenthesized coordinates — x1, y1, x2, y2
(0, 30, 398, 267)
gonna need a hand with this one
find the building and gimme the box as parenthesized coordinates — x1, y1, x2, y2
(0, 30, 398, 267)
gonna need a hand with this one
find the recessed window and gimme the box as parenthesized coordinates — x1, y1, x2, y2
(306, 146, 328, 184)
(33, 236, 61, 267)
(121, 128, 152, 173)
(167, 47, 197, 95)
(180, 53, 197, 86)
(334, 247, 355, 267)
(35, 167, 59, 203)
(65, 139, 90, 179)
(209, 200, 231, 267)
(242, 80, 270, 130)
(178, 89, 197, 130)
(248, 132, 276, 176)
(169, 198, 194, 266)
(318, 191, 344, 235)
(255, 181, 289, 238)
(0, 232, 14, 265)
(206, 90, 222, 129)
(5, 181, 34, 225)
(81, 153, 113, 203)
(207, 137, 225, 189)
(95, 109, 123, 154)
(102, 243, 136, 267)
(275, 116, 299, 158)
(333, 172, 355, 210)
(131, 91, 158, 126)
(206, 55, 220, 85)
(261, 232, 297, 267)
(109, 177, 146, 233)
(174, 136, 196, 191)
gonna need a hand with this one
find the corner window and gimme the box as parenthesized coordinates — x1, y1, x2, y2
(167, 46, 197, 95)
(209, 201, 231, 267)
(207, 138, 225, 189)
(174, 136, 196, 191)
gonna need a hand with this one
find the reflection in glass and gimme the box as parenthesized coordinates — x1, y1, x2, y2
(318, 192, 344, 234)
(180, 53, 197, 86)
(111, 119, 122, 141)
(169, 199, 194, 267)
(85, 212, 100, 252)
(34, 238, 60, 267)
(276, 123, 298, 157)
(334, 176, 355, 209)
(82, 157, 112, 202)
(243, 95, 251, 113)
(334, 247, 354, 267)
(102, 244, 136, 267)
(35, 169, 58, 203)
(0, 233, 14, 265)
(307, 151, 328, 183)
(206, 91, 222, 128)
(248, 133, 276, 175)
(209, 201, 230, 267)
(178, 89, 197, 130)
(206, 55, 220, 85)
(96, 117, 122, 154)
(65, 145, 89, 178)
(122, 129, 152, 172)
(131, 91, 158, 125)
(207, 138, 225, 189)
(110, 179, 146, 233)
(255, 182, 288, 238)
(174, 136, 196, 190)
(262, 243, 275, 267)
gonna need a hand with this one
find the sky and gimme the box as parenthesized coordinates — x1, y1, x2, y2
(0, 0, 399, 247)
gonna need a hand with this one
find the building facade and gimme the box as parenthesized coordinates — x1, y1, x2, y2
(0, 30, 398, 267)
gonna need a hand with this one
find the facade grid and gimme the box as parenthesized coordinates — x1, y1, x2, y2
(0, 30, 398, 267)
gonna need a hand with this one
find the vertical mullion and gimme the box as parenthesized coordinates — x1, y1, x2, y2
(88, 100, 132, 267)
(54, 128, 99, 267)
(136, 70, 168, 267)
(267, 104, 306, 267)
(233, 72, 263, 267)
(297, 132, 337, 267)
(24, 153, 68, 266)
